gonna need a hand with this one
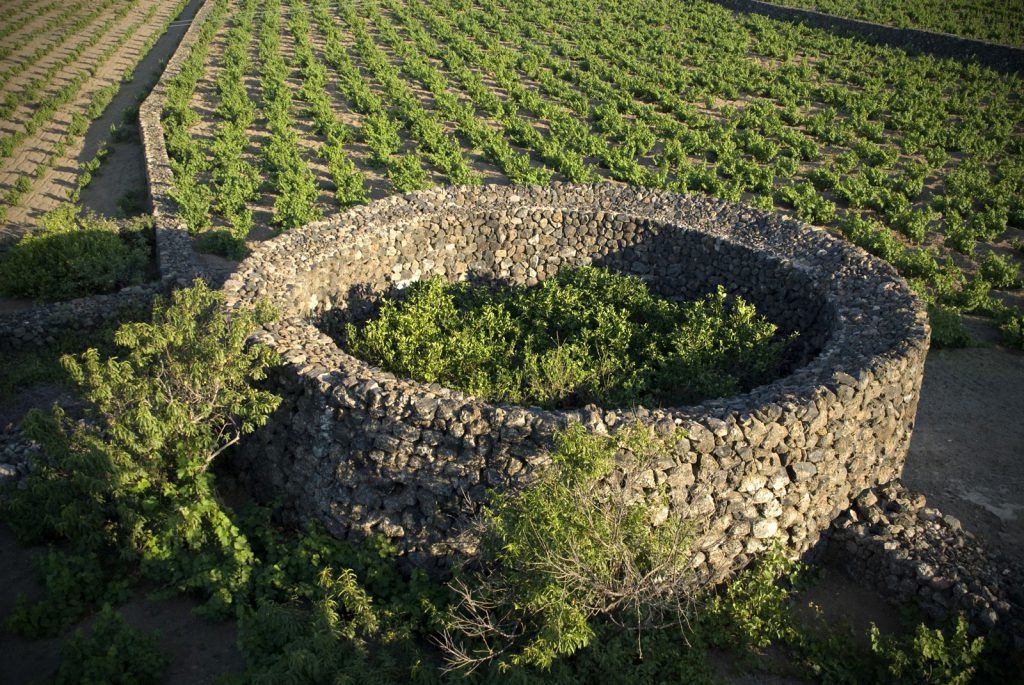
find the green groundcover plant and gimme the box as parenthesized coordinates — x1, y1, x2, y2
(441, 424, 700, 672)
(53, 604, 169, 685)
(0, 204, 151, 301)
(346, 266, 793, 408)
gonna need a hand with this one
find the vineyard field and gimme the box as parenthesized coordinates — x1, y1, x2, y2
(0, 0, 192, 243)
(766, 0, 1024, 47)
(166, 0, 1024, 340)
(2, 0, 1024, 681)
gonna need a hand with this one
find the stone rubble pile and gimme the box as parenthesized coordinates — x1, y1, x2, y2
(0, 426, 38, 489)
(827, 479, 1024, 642)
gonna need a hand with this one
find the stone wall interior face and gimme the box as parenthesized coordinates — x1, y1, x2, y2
(223, 183, 930, 579)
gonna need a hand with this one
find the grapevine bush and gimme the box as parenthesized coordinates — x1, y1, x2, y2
(0, 205, 151, 302)
(345, 266, 792, 408)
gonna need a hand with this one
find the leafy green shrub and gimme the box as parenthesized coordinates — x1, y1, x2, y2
(0, 280, 448, 680)
(954, 275, 996, 313)
(0, 205, 150, 301)
(116, 190, 146, 216)
(345, 266, 792, 409)
(890, 208, 933, 244)
(927, 304, 974, 349)
(169, 160, 214, 233)
(441, 424, 701, 671)
(700, 547, 801, 651)
(236, 567, 384, 684)
(53, 605, 169, 685)
(2, 282, 281, 633)
(997, 310, 1024, 349)
(0, 320, 146, 397)
(362, 111, 402, 165)
(979, 252, 1019, 289)
(943, 213, 977, 256)
(272, 162, 322, 229)
(838, 212, 903, 263)
(388, 153, 431, 192)
(193, 228, 248, 260)
(322, 143, 368, 207)
(870, 615, 985, 685)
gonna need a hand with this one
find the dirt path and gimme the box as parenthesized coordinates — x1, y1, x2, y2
(77, 0, 207, 219)
(903, 343, 1024, 571)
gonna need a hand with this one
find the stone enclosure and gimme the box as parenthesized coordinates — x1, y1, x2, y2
(223, 183, 929, 580)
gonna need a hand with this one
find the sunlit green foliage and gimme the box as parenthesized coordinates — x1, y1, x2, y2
(0, 205, 151, 301)
(442, 424, 699, 671)
(346, 266, 791, 408)
(0, 279, 1014, 683)
(870, 615, 986, 685)
(2, 282, 280, 633)
(161, 0, 1023, 338)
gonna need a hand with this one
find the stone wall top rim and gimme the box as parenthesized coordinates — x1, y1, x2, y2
(225, 183, 929, 424)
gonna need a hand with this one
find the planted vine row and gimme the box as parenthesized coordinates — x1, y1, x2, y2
(161, 0, 1023, 344)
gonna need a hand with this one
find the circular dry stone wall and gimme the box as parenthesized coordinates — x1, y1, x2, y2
(223, 183, 929, 579)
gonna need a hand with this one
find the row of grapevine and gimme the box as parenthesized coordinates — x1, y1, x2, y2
(309, 0, 434, 195)
(286, 0, 369, 208)
(159, 0, 1022, 342)
(401, 0, 1021, 332)
(0, 0, 68, 58)
(337, 0, 479, 188)
(0, 0, 145, 159)
(163, 0, 232, 233)
(0, 0, 111, 94)
(373, 0, 552, 184)
(0, 0, 178, 223)
(258, 0, 322, 228)
(205, 0, 262, 242)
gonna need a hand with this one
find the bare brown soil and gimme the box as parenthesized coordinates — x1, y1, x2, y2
(903, 341, 1024, 571)
(0, 525, 245, 685)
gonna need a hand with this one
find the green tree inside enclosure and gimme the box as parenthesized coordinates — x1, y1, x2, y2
(346, 266, 793, 408)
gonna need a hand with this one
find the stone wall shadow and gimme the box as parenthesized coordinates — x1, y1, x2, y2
(711, 0, 1023, 73)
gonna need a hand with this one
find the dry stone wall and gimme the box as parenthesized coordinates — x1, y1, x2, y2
(223, 183, 930, 580)
(827, 480, 1024, 640)
(137, 0, 214, 288)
